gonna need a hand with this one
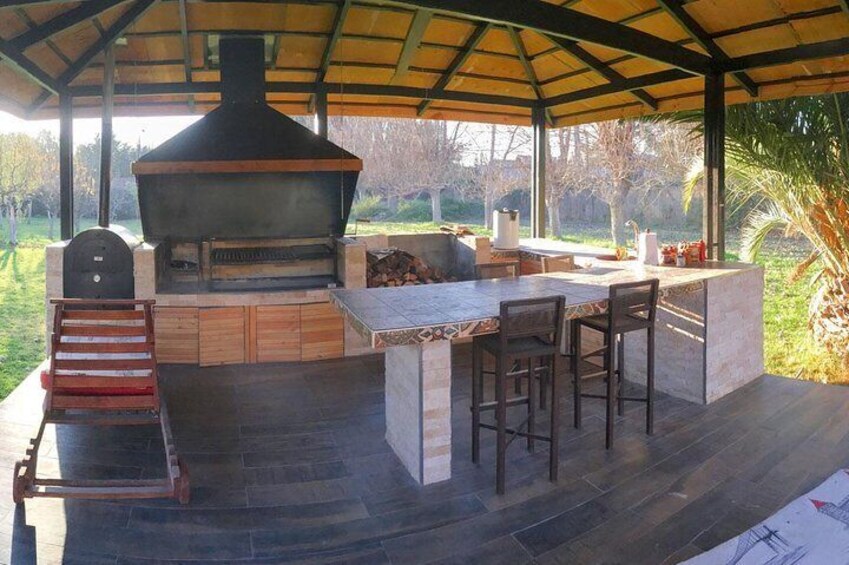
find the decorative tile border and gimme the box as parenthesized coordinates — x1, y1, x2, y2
(331, 271, 718, 349)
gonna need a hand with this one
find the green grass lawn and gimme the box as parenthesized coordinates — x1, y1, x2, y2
(0, 217, 841, 400)
(0, 246, 46, 398)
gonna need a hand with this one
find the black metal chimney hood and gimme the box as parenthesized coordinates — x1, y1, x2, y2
(132, 36, 361, 242)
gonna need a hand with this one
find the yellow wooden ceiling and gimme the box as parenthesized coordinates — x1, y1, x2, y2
(1, 0, 849, 126)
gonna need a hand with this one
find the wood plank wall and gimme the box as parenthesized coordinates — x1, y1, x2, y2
(156, 303, 345, 367)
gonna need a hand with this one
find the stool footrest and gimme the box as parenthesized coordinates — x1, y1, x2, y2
(478, 422, 552, 443)
(580, 393, 648, 403)
(481, 367, 549, 378)
(472, 396, 530, 412)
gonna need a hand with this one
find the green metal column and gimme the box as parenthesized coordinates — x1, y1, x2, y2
(98, 44, 115, 228)
(531, 105, 546, 239)
(703, 71, 726, 260)
(59, 92, 74, 240)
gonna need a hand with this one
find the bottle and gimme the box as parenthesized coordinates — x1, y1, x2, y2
(676, 246, 686, 267)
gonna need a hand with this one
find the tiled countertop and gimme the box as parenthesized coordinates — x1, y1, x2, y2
(331, 259, 762, 348)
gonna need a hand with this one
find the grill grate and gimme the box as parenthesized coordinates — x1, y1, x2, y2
(210, 244, 332, 265)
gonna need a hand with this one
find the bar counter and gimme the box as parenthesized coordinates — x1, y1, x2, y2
(331, 260, 764, 485)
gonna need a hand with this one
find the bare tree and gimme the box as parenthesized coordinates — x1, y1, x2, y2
(547, 125, 591, 237)
(474, 124, 529, 228)
(35, 132, 60, 239)
(331, 117, 466, 222)
(586, 120, 644, 246)
(0, 133, 42, 245)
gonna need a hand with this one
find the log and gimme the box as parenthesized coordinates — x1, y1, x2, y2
(366, 248, 455, 288)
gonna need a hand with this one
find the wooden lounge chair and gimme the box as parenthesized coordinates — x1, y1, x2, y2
(12, 299, 189, 505)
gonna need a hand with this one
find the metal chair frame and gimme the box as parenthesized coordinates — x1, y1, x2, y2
(570, 279, 659, 449)
(472, 295, 565, 494)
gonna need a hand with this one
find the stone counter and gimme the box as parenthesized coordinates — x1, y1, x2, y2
(331, 259, 764, 484)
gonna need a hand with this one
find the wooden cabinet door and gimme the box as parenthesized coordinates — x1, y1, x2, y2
(255, 305, 301, 362)
(520, 258, 542, 275)
(199, 307, 246, 366)
(301, 303, 344, 361)
(154, 307, 199, 364)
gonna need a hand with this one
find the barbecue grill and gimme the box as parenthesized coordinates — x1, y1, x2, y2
(132, 36, 361, 293)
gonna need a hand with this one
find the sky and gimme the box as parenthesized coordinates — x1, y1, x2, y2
(0, 109, 532, 164)
(0, 110, 200, 149)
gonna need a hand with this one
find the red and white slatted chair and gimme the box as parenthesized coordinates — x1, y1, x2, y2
(12, 299, 189, 504)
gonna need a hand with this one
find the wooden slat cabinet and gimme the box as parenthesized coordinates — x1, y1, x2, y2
(154, 307, 199, 364)
(255, 305, 301, 363)
(520, 258, 542, 275)
(199, 307, 246, 367)
(301, 303, 344, 361)
(154, 302, 345, 366)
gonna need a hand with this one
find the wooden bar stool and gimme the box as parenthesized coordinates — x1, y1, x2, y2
(570, 279, 659, 449)
(471, 296, 565, 494)
(475, 260, 525, 395)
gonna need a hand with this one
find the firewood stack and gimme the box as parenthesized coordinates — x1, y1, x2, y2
(367, 248, 455, 288)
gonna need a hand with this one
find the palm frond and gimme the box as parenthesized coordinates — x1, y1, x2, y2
(740, 204, 789, 262)
(789, 250, 822, 283)
(682, 158, 702, 213)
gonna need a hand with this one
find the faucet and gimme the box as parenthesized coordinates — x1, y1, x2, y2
(625, 220, 640, 250)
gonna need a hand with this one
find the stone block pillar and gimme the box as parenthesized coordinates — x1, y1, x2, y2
(384, 340, 452, 485)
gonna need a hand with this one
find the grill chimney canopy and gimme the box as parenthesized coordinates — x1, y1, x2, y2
(132, 34, 361, 242)
(219, 36, 266, 106)
(131, 34, 362, 175)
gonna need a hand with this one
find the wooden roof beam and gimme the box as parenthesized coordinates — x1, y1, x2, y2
(0, 0, 73, 7)
(178, 0, 191, 83)
(417, 21, 489, 115)
(317, 0, 352, 83)
(544, 68, 690, 108)
(0, 37, 63, 93)
(312, 0, 351, 110)
(376, 0, 711, 75)
(67, 80, 538, 110)
(58, 0, 157, 85)
(655, 0, 758, 97)
(547, 34, 849, 113)
(9, 0, 126, 50)
(547, 36, 658, 110)
(507, 27, 542, 100)
(507, 26, 552, 125)
(391, 9, 432, 84)
(722, 37, 849, 73)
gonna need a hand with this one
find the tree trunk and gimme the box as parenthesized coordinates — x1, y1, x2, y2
(484, 191, 494, 229)
(810, 276, 849, 369)
(387, 194, 399, 214)
(609, 196, 626, 247)
(47, 210, 55, 240)
(25, 201, 32, 224)
(547, 197, 562, 237)
(7, 204, 18, 246)
(429, 188, 442, 223)
(485, 123, 497, 230)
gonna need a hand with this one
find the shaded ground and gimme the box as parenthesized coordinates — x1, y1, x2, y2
(1, 349, 847, 563)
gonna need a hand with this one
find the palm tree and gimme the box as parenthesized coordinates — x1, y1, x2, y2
(680, 95, 849, 368)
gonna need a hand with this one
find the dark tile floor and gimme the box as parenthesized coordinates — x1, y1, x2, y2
(0, 346, 846, 564)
